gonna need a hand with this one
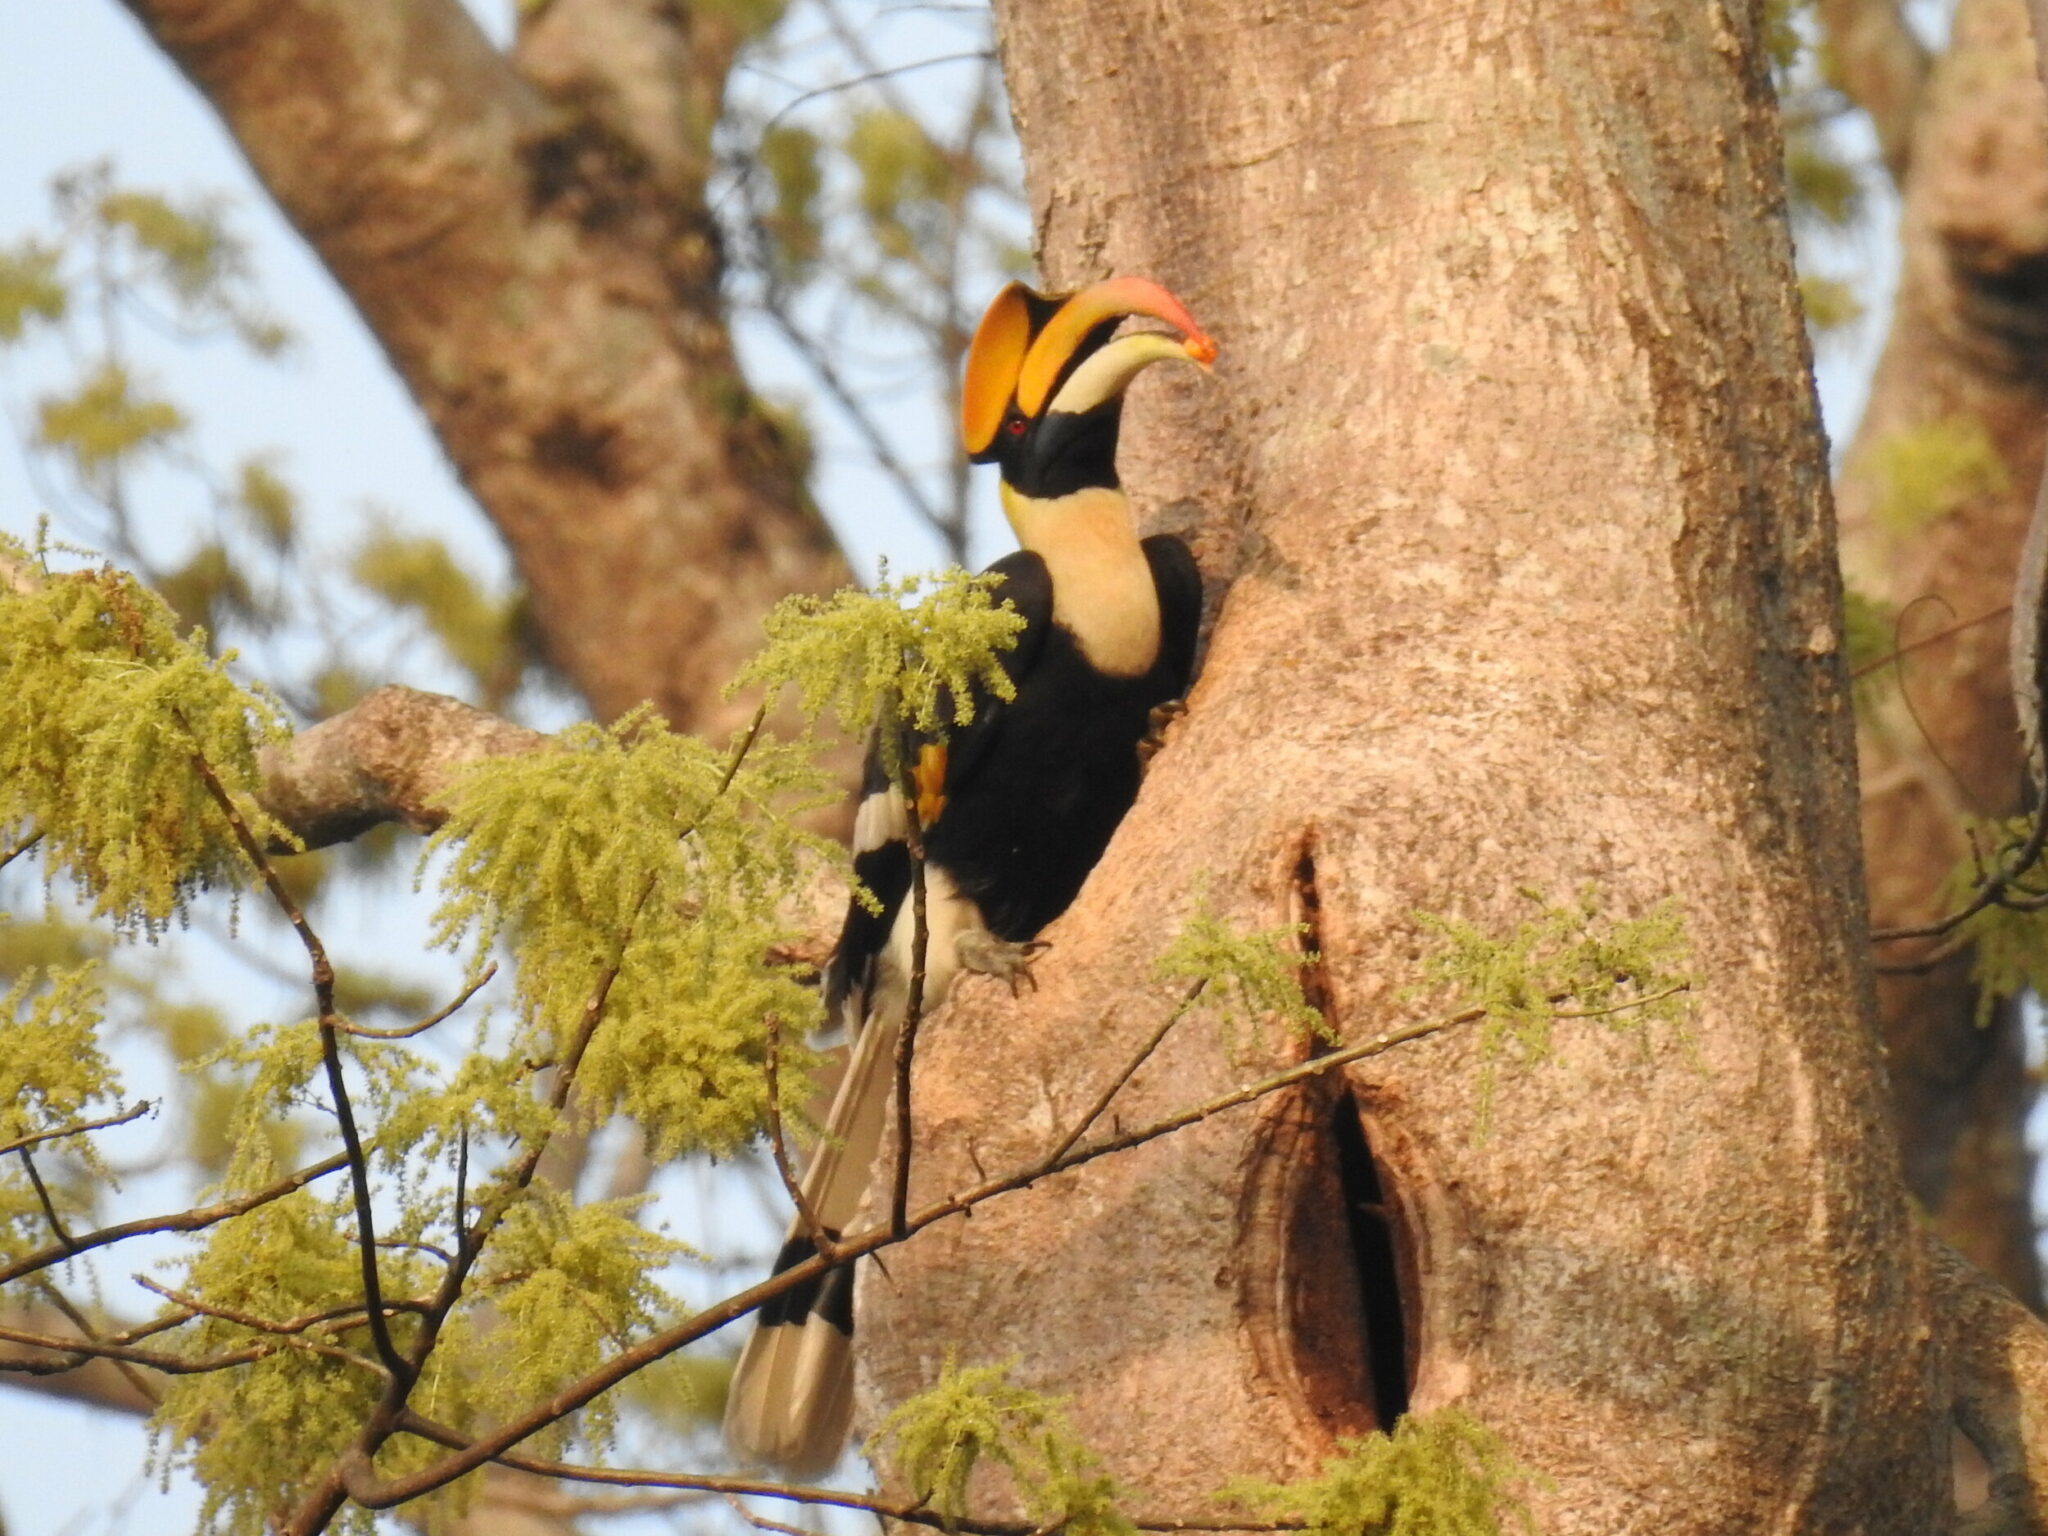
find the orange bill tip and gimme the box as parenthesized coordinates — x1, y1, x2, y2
(1016, 277, 1214, 416)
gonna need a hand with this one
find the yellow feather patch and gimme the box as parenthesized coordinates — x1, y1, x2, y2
(912, 743, 948, 826)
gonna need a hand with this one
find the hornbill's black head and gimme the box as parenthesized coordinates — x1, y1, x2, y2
(961, 278, 1217, 501)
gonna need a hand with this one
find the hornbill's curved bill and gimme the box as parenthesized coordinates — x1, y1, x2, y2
(722, 276, 1216, 1477)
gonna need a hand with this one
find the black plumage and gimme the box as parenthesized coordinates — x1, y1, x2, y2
(724, 277, 1215, 1476)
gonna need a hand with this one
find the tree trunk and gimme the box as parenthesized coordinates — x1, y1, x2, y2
(860, 1, 1951, 1526)
(116, 0, 849, 734)
(1833, 0, 2048, 1306)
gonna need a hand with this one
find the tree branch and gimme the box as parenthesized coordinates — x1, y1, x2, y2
(1814, 0, 1930, 182)
(119, 0, 848, 734)
(255, 685, 546, 851)
(1936, 1239, 2048, 1534)
(0, 1151, 348, 1288)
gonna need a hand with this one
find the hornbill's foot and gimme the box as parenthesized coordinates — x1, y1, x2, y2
(1137, 697, 1188, 773)
(955, 930, 1049, 996)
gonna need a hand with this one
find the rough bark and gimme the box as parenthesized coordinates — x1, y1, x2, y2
(254, 685, 547, 849)
(860, 1, 1951, 1528)
(114, 0, 850, 735)
(1833, 0, 2048, 1306)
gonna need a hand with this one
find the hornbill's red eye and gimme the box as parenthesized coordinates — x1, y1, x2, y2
(1004, 414, 1026, 436)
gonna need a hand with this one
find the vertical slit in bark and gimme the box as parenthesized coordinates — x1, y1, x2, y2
(1279, 833, 1414, 1432)
(1332, 1094, 1411, 1428)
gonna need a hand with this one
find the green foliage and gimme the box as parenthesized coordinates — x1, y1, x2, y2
(1152, 886, 1328, 1055)
(846, 108, 954, 261)
(152, 1183, 440, 1536)
(736, 566, 1026, 747)
(1784, 130, 1861, 230)
(425, 710, 833, 1160)
(98, 189, 230, 301)
(0, 239, 65, 342)
(38, 361, 186, 481)
(1839, 582, 1894, 678)
(869, 1356, 1133, 1536)
(1839, 581, 1898, 713)
(1869, 417, 2011, 535)
(758, 122, 824, 275)
(0, 963, 119, 1152)
(351, 527, 521, 707)
(235, 457, 297, 550)
(1760, 0, 1808, 74)
(55, 163, 291, 354)
(0, 537, 290, 931)
(443, 1185, 687, 1453)
(1221, 1410, 1539, 1536)
(1410, 887, 1692, 1125)
(156, 540, 258, 637)
(1798, 273, 1864, 334)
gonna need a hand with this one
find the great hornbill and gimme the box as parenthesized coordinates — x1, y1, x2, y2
(722, 277, 1216, 1475)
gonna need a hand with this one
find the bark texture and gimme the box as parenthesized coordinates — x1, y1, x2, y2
(115, 0, 850, 734)
(1833, 0, 2048, 1305)
(859, 1, 1948, 1527)
(254, 685, 547, 849)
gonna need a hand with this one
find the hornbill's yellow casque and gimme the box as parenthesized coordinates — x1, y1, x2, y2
(722, 278, 1217, 1475)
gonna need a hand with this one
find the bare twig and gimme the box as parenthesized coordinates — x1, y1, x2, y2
(133, 1275, 427, 1340)
(763, 1016, 833, 1260)
(0, 1101, 154, 1162)
(1048, 981, 1205, 1164)
(0, 828, 41, 872)
(891, 798, 931, 1237)
(1850, 602, 2010, 681)
(27, 1282, 162, 1410)
(335, 964, 497, 1041)
(16, 1148, 74, 1252)
(0, 1152, 347, 1288)
(379, 1412, 1301, 1535)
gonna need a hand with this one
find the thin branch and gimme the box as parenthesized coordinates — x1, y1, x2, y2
(378, 1412, 1301, 1535)
(0, 1151, 347, 1288)
(17, 1148, 75, 1252)
(0, 1322, 274, 1377)
(0, 828, 41, 872)
(133, 1275, 428, 1340)
(283, 875, 659, 1536)
(188, 745, 406, 1381)
(28, 1281, 161, 1410)
(891, 800, 931, 1237)
(763, 1015, 833, 1261)
(1851, 602, 2010, 681)
(1048, 982, 1205, 1164)
(335, 964, 497, 1041)
(0, 1100, 154, 1161)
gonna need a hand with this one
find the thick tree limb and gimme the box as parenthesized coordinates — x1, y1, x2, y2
(1834, 0, 2048, 1303)
(1816, 0, 1931, 181)
(115, 0, 850, 735)
(254, 685, 546, 850)
(1938, 1241, 2048, 1533)
(2010, 0, 2048, 791)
